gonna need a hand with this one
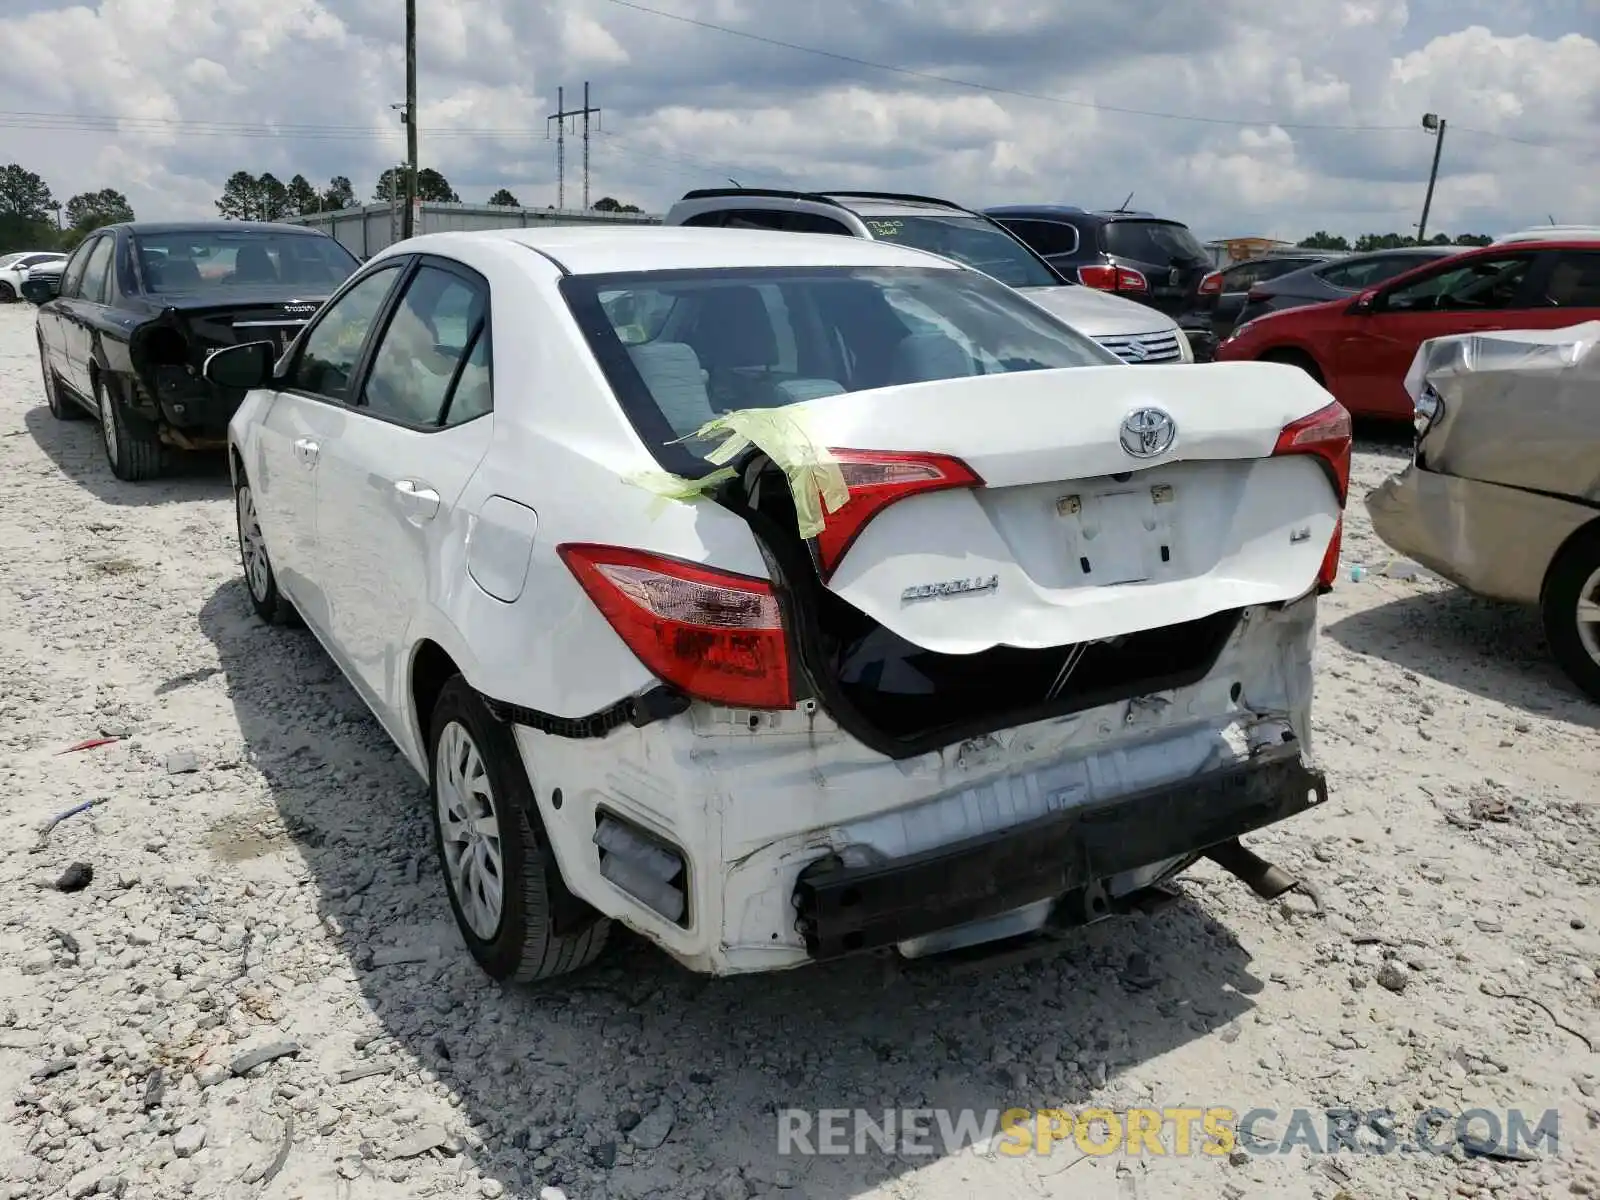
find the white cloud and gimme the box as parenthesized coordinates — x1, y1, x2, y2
(0, 0, 1593, 240)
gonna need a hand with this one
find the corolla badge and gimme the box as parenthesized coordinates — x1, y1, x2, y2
(282, 303, 318, 314)
(1119, 407, 1176, 458)
(901, 575, 999, 603)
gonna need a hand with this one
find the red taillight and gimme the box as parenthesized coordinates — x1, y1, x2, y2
(1198, 272, 1223, 295)
(813, 449, 984, 579)
(1271, 400, 1353, 592)
(1076, 264, 1148, 293)
(558, 544, 793, 709)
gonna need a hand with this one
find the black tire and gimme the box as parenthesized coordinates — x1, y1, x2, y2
(95, 373, 164, 482)
(40, 344, 85, 421)
(428, 675, 610, 983)
(1541, 524, 1600, 703)
(234, 477, 298, 625)
(0, 281, 16, 303)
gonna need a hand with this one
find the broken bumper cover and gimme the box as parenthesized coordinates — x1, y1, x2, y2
(792, 743, 1327, 960)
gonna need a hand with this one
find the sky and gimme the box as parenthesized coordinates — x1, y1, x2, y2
(1, 0, 1596, 242)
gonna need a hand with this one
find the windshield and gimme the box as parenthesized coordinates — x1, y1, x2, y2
(564, 265, 1118, 477)
(1102, 220, 1209, 264)
(131, 230, 359, 292)
(856, 215, 1061, 289)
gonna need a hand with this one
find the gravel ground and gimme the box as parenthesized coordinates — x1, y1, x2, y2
(1, 301, 1597, 1200)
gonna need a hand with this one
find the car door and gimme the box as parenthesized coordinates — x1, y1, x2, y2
(37, 240, 93, 385)
(251, 260, 409, 625)
(54, 236, 106, 396)
(1331, 250, 1542, 418)
(311, 257, 495, 729)
(71, 235, 117, 400)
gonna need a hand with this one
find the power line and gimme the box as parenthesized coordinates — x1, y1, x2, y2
(0, 104, 1588, 153)
(598, 0, 1596, 147)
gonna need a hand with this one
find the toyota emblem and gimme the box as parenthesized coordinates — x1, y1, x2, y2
(1120, 407, 1177, 458)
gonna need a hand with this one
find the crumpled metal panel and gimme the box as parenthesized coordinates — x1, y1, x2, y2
(1405, 320, 1600, 503)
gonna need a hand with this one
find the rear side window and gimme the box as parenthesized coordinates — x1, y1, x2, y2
(563, 265, 1118, 478)
(1542, 252, 1600, 308)
(1318, 255, 1437, 290)
(994, 218, 1080, 258)
(1101, 220, 1209, 263)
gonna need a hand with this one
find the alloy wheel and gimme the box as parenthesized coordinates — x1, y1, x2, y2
(435, 720, 505, 941)
(1577, 565, 1600, 668)
(236, 486, 272, 604)
(98, 380, 120, 469)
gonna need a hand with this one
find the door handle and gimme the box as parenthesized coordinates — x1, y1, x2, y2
(293, 437, 319, 466)
(393, 479, 441, 523)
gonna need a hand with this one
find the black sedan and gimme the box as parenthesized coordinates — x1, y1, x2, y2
(24, 221, 358, 481)
(1229, 246, 1463, 330)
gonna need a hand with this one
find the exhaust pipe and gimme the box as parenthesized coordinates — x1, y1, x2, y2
(1205, 838, 1323, 913)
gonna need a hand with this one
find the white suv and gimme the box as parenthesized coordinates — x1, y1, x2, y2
(664, 189, 1195, 364)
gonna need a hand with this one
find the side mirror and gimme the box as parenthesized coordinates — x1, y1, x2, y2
(1346, 289, 1379, 315)
(20, 277, 59, 305)
(203, 341, 276, 390)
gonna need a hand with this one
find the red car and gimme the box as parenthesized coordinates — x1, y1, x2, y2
(1216, 240, 1600, 418)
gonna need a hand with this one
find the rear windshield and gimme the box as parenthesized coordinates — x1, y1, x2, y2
(131, 230, 359, 292)
(856, 215, 1060, 289)
(563, 265, 1118, 476)
(1101, 220, 1209, 264)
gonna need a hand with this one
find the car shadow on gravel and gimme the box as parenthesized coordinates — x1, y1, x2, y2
(24, 404, 229, 504)
(199, 578, 1271, 1199)
(1326, 589, 1600, 727)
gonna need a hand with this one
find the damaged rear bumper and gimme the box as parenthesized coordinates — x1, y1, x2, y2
(793, 743, 1326, 960)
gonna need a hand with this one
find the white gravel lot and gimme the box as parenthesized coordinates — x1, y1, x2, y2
(1, 301, 1597, 1200)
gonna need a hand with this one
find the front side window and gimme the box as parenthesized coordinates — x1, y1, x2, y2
(858, 215, 1059, 288)
(360, 265, 489, 426)
(1382, 255, 1533, 312)
(132, 229, 359, 292)
(564, 265, 1118, 477)
(286, 265, 402, 401)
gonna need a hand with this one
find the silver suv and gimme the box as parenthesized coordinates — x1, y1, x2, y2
(663, 189, 1194, 364)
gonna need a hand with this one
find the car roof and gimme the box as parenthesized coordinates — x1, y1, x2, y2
(116, 220, 333, 237)
(984, 205, 1088, 220)
(385, 225, 971, 276)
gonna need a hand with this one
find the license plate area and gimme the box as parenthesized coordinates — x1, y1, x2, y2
(1058, 485, 1175, 584)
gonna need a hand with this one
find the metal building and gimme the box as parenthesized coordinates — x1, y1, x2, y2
(285, 201, 661, 260)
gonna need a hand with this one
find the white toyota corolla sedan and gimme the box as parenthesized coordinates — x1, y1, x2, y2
(208, 225, 1350, 984)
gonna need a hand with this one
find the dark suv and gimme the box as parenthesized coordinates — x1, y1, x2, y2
(985, 206, 1214, 318)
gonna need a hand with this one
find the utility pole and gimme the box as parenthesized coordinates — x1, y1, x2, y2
(582, 81, 601, 212)
(402, 0, 418, 239)
(548, 84, 601, 211)
(1416, 112, 1446, 244)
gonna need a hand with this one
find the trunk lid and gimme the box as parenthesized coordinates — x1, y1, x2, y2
(784, 360, 1341, 653)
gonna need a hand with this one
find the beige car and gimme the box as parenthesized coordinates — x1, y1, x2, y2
(1367, 320, 1600, 702)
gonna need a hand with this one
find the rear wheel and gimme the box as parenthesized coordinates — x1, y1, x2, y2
(235, 479, 297, 625)
(40, 343, 85, 421)
(428, 675, 610, 983)
(96, 374, 164, 481)
(1542, 525, 1600, 703)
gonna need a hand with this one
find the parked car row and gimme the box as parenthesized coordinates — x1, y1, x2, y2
(0, 250, 66, 303)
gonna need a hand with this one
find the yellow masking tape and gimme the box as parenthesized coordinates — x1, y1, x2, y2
(668, 409, 850, 539)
